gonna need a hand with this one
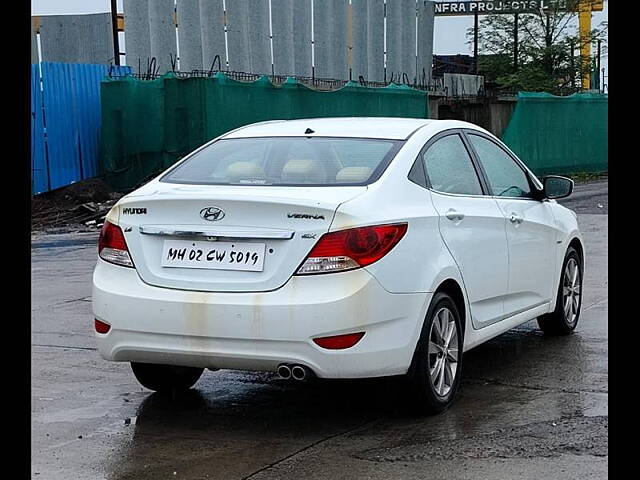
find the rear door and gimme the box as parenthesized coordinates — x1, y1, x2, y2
(421, 131, 509, 328)
(464, 131, 557, 318)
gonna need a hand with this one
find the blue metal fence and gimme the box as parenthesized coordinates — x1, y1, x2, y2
(31, 62, 132, 194)
(31, 65, 48, 194)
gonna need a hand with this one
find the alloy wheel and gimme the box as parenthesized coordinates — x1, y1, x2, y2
(562, 258, 581, 325)
(428, 307, 459, 397)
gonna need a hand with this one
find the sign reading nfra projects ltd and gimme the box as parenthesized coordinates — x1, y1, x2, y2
(434, 1, 604, 16)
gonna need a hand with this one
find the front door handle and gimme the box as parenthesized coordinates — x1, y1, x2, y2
(509, 212, 523, 224)
(445, 209, 465, 221)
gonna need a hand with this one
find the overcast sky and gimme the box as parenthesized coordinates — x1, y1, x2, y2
(32, 0, 608, 79)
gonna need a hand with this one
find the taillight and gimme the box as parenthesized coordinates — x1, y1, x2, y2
(296, 223, 408, 275)
(98, 221, 134, 268)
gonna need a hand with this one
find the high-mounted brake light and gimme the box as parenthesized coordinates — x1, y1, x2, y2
(296, 223, 407, 275)
(98, 221, 134, 268)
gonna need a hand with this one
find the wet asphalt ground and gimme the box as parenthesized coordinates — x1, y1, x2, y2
(31, 180, 608, 479)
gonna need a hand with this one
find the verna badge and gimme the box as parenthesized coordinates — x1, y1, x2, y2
(200, 206, 225, 221)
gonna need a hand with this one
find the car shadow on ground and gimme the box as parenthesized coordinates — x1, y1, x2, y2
(104, 322, 596, 479)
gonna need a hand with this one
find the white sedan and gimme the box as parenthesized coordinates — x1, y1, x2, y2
(92, 117, 583, 413)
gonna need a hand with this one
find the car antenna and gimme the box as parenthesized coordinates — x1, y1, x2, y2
(304, 128, 315, 134)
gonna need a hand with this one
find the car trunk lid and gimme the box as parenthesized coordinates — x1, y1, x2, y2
(116, 184, 366, 292)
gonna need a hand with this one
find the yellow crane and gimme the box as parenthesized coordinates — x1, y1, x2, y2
(579, 0, 605, 89)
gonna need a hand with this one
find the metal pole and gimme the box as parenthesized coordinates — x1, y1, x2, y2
(474, 10, 479, 74)
(597, 39, 601, 92)
(513, 13, 518, 71)
(110, 0, 120, 65)
(570, 41, 575, 90)
(544, 13, 552, 77)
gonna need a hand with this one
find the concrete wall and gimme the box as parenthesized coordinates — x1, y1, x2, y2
(444, 73, 485, 97)
(148, 0, 177, 73)
(226, 0, 271, 74)
(123, 0, 151, 71)
(123, 0, 176, 74)
(126, 0, 434, 79)
(489, 101, 517, 138)
(351, 0, 384, 83)
(434, 97, 517, 137)
(177, 0, 203, 71)
(417, 0, 435, 85)
(31, 21, 39, 64)
(313, 0, 349, 79)
(39, 13, 114, 64)
(386, 0, 416, 83)
(428, 96, 440, 119)
(199, 0, 226, 70)
(35, 0, 434, 81)
(271, 0, 312, 77)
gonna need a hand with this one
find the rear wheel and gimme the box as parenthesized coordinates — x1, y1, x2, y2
(130, 362, 204, 393)
(406, 292, 463, 414)
(538, 246, 583, 335)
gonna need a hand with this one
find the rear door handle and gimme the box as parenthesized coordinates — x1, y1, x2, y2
(509, 212, 523, 224)
(445, 209, 465, 221)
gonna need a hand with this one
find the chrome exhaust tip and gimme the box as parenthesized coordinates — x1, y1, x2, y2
(277, 364, 292, 380)
(291, 365, 308, 381)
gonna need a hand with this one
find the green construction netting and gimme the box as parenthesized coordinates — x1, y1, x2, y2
(501, 92, 608, 175)
(99, 73, 429, 190)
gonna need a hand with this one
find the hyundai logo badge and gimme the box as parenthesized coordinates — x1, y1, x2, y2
(200, 206, 225, 221)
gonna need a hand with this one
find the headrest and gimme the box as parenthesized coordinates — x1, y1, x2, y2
(335, 166, 373, 183)
(224, 161, 265, 182)
(281, 158, 326, 183)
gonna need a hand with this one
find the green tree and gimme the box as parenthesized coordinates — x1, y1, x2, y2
(467, 5, 608, 95)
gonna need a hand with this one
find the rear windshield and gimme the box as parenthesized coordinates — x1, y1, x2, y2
(161, 137, 403, 186)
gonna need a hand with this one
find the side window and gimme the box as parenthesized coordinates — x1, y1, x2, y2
(467, 134, 532, 198)
(422, 134, 483, 195)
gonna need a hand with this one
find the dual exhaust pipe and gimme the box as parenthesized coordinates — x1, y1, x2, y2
(277, 363, 312, 381)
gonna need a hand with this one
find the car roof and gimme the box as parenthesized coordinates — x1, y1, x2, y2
(222, 117, 442, 140)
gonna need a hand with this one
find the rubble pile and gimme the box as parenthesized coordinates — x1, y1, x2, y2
(32, 179, 124, 232)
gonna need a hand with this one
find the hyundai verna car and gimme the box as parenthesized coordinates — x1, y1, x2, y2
(92, 118, 583, 413)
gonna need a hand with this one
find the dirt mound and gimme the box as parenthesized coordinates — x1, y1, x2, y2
(32, 178, 123, 232)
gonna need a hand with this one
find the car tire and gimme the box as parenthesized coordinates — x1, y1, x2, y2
(406, 292, 464, 415)
(130, 362, 204, 393)
(537, 246, 583, 336)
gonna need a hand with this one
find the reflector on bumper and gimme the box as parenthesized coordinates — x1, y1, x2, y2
(313, 332, 365, 350)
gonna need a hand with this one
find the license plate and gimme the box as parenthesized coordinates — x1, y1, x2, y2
(161, 239, 266, 272)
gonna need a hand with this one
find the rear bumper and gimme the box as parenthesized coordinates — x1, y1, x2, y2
(92, 260, 430, 378)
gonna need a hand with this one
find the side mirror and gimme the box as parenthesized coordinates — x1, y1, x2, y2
(543, 176, 574, 199)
